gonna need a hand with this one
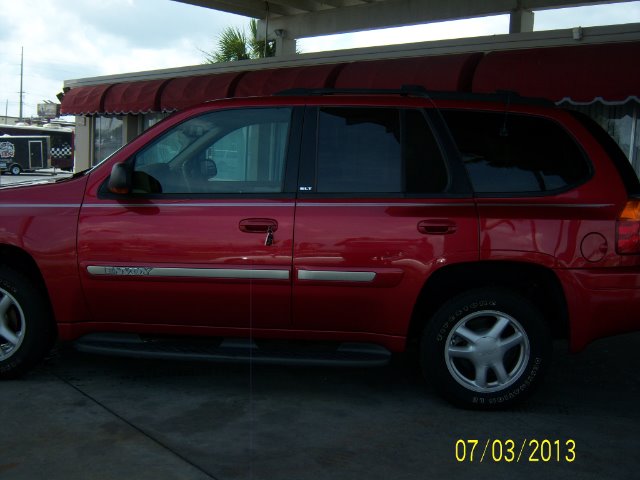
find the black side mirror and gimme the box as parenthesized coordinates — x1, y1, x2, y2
(108, 163, 132, 194)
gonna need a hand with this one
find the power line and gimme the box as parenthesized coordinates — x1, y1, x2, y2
(19, 47, 24, 120)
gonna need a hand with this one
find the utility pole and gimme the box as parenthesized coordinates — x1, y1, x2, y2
(19, 46, 24, 121)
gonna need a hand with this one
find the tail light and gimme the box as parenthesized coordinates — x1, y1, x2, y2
(617, 199, 640, 254)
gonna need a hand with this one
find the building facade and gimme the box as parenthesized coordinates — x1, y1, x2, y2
(61, 24, 640, 177)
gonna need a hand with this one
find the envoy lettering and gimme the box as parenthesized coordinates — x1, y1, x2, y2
(104, 266, 153, 276)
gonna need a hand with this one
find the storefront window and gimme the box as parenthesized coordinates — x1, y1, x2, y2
(142, 113, 168, 131)
(93, 116, 123, 165)
(563, 102, 640, 178)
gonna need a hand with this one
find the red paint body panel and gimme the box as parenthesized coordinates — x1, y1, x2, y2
(0, 177, 90, 324)
(557, 268, 640, 351)
(77, 198, 294, 329)
(292, 200, 478, 336)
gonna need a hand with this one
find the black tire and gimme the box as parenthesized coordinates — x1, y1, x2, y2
(10, 164, 21, 176)
(0, 266, 54, 379)
(421, 288, 551, 409)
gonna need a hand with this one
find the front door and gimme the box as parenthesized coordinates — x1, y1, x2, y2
(78, 107, 299, 330)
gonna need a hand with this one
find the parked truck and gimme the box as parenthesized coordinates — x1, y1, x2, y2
(0, 135, 51, 175)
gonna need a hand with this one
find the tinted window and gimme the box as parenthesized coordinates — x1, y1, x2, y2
(315, 107, 447, 194)
(568, 110, 640, 195)
(404, 109, 449, 194)
(132, 108, 291, 194)
(441, 110, 590, 194)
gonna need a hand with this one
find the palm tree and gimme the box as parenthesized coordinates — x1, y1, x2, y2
(203, 19, 275, 63)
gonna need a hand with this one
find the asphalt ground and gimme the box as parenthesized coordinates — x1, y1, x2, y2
(1, 332, 639, 480)
(1, 168, 639, 479)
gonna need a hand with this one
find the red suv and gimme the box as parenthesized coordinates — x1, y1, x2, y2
(1, 88, 639, 409)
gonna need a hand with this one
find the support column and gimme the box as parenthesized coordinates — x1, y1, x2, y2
(74, 116, 91, 172)
(274, 29, 297, 56)
(509, 8, 534, 33)
(122, 115, 140, 143)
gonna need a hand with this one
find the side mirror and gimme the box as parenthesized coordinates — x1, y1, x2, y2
(108, 163, 132, 194)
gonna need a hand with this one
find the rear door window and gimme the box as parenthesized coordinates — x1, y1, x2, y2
(313, 107, 448, 195)
(441, 110, 591, 194)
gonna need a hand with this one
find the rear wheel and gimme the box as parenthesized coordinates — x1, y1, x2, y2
(421, 288, 551, 409)
(0, 266, 53, 378)
(10, 164, 21, 175)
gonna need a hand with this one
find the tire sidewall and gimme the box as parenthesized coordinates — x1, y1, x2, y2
(422, 288, 551, 409)
(0, 268, 50, 378)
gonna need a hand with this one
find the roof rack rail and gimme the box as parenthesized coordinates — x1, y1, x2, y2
(274, 85, 554, 106)
(275, 85, 428, 97)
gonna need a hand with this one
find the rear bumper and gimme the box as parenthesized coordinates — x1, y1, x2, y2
(557, 268, 640, 351)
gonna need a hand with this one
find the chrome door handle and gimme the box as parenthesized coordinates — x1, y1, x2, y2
(239, 218, 278, 233)
(417, 220, 457, 235)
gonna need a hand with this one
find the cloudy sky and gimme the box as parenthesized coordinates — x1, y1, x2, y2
(1, 0, 639, 119)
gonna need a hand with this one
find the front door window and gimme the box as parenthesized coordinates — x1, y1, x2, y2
(132, 108, 291, 195)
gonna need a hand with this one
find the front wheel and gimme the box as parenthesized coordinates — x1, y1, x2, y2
(421, 288, 551, 409)
(0, 266, 54, 378)
(10, 164, 21, 175)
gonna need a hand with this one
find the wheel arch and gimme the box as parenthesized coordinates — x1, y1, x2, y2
(0, 244, 57, 334)
(408, 261, 568, 345)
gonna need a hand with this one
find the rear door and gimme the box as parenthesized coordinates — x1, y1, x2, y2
(78, 106, 301, 330)
(292, 104, 478, 340)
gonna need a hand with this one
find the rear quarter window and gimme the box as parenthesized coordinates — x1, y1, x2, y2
(568, 110, 640, 196)
(441, 110, 591, 194)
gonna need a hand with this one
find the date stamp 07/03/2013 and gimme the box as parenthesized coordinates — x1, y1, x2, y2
(455, 439, 577, 463)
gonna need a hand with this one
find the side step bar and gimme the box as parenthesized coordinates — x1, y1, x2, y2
(74, 333, 391, 367)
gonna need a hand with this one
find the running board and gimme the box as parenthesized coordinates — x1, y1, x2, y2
(74, 333, 391, 367)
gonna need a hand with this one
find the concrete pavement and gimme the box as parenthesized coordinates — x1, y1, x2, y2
(1, 333, 639, 480)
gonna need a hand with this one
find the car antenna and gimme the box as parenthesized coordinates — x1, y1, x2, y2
(498, 90, 516, 137)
